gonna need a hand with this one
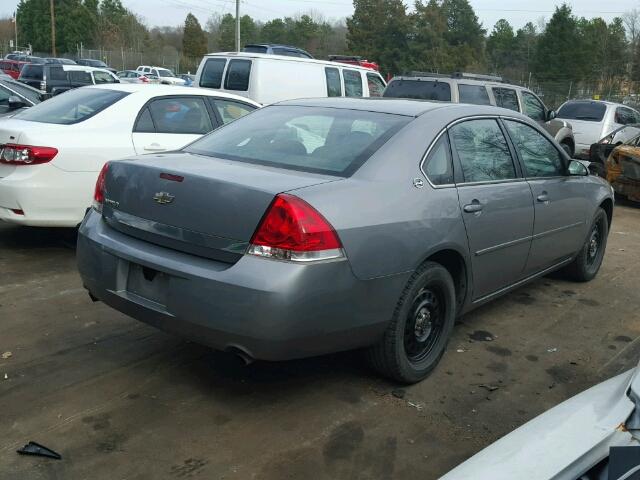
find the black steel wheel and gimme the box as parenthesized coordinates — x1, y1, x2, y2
(562, 208, 608, 282)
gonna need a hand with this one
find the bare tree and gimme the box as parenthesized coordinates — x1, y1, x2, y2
(623, 8, 640, 46)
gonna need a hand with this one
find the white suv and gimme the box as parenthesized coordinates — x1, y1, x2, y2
(136, 66, 185, 86)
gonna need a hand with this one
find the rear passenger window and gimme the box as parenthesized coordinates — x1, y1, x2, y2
(94, 71, 116, 84)
(69, 71, 92, 84)
(224, 59, 251, 91)
(343, 69, 363, 97)
(49, 67, 67, 81)
(200, 58, 227, 89)
(134, 107, 155, 132)
(367, 73, 385, 97)
(325, 67, 341, 97)
(504, 120, 565, 177)
(148, 97, 213, 134)
(616, 107, 635, 125)
(424, 135, 454, 185)
(458, 84, 490, 105)
(493, 88, 519, 112)
(213, 99, 255, 124)
(450, 119, 516, 183)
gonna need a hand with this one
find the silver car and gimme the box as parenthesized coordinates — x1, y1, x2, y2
(76, 99, 614, 384)
(557, 100, 640, 159)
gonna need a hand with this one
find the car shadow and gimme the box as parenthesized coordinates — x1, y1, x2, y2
(0, 224, 78, 250)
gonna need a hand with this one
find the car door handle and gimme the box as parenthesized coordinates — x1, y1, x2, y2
(537, 192, 549, 203)
(144, 144, 166, 152)
(463, 200, 483, 213)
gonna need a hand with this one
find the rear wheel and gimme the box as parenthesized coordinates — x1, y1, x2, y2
(562, 208, 608, 282)
(367, 262, 456, 384)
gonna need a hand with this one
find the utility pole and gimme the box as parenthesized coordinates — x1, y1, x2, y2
(50, 0, 56, 56)
(13, 11, 18, 50)
(235, 0, 240, 52)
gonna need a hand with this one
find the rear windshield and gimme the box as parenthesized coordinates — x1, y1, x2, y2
(20, 64, 43, 79)
(14, 88, 128, 125)
(243, 46, 268, 54)
(185, 105, 411, 176)
(383, 79, 451, 101)
(157, 68, 174, 78)
(557, 102, 607, 122)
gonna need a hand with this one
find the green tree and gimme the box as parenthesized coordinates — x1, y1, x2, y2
(261, 18, 288, 44)
(182, 13, 207, 57)
(486, 19, 516, 72)
(534, 4, 582, 82)
(440, 0, 486, 68)
(514, 22, 537, 76)
(411, 0, 449, 72)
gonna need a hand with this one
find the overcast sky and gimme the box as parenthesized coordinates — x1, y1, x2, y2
(1, 0, 637, 31)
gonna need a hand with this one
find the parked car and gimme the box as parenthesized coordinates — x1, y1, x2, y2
(194, 52, 387, 104)
(179, 74, 195, 86)
(606, 141, 640, 202)
(589, 124, 640, 175)
(12, 55, 45, 64)
(556, 100, 640, 159)
(328, 55, 380, 71)
(243, 43, 313, 59)
(44, 57, 76, 65)
(75, 99, 613, 383)
(383, 72, 576, 156)
(441, 361, 640, 480)
(0, 59, 28, 79)
(117, 70, 157, 84)
(76, 58, 116, 73)
(18, 64, 119, 95)
(136, 66, 186, 86)
(0, 84, 259, 227)
(0, 77, 42, 117)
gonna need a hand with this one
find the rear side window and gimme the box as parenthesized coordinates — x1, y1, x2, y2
(343, 69, 363, 97)
(424, 135, 454, 185)
(450, 119, 516, 183)
(493, 88, 519, 111)
(224, 59, 251, 91)
(14, 88, 128, 125)
(325, 67, 341, 97)
(200, 58, 227, 89)
(185, 105, 411, 176)
(94, 71, 116, 84)
(615, 107, 636, 126)
(458, 84, 490, 105)
(148, 97, 213, 134)
(213, 98, 255, 124)
(557, 102, 606, 122)
(134, 107, 155, 132)
(383, 80, 451, 101)
(367, 73, 385, 97)
(522, 91, 546, 122)
(48, 66, 67, 81)
(20, 64, 43, 79)
(69, 71, 92, 84)
(505, 120, 565, 177)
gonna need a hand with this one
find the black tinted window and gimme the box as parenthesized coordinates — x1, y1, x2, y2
(383, 79, 451, 101)
(424, 135, 454, 185)
(48, 66, 67, 81)
(505, 120, 565, 177)
(325, 67, 341, 97)
(20, 64, 43, 79)
(148, 97, 213, 134)
(200, 58, 226, 89)
(242, 46, 268, 54)
(185, 106, 410, 176)
(15, 88, 128, 124)
(224, 59, 251, 91)
(493, 88, 519, 111)
(69, 71, 92, 84)
(458, 84, 490, 105)
(134, 107, 155, 132)
(450, 119, 516, 182)
(523, 92, 546, 122)
(557, 102, 606, 122)
(343, 70, 363, 97)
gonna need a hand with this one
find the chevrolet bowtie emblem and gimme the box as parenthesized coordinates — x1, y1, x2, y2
(153, 192, 175, 205)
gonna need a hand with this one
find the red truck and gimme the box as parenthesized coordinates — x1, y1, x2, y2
(0, 59, 28, 80)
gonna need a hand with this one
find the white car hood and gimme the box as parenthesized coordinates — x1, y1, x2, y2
(441, 364, 640, 480)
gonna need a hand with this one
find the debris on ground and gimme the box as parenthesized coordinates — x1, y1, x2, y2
(392, 389, 406, 399)
(2, 351, 12, 359)
(547, 348, 558, 353)
(479, 384, 500, 392)
(3, 373, 7, 380)
(456, 348, 466, 353)
(407, 401, 424, 411)
(17, 441, 62, 460)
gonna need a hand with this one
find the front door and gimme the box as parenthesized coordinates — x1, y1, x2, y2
(450, 118, 534, 300)
(502, 119, 589, 273)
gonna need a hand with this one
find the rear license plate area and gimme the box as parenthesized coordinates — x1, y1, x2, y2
(126, 263, 168, 306)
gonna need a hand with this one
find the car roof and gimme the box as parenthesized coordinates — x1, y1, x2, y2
(61, 65, 112, 73)
(560, 99, 625, 107)
(275, 97, 529, 119)
(389, 75, 522, 90)
(204, 52, 380, 72)
(87, 83, 262, 105)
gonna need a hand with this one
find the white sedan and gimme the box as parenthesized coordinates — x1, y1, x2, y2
(0, 84, 259, 227)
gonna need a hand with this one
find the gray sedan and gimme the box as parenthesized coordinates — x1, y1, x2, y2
(76, 99, 614, 383)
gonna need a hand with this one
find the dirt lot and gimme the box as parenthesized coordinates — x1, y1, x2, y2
(1, 203, 640, 480)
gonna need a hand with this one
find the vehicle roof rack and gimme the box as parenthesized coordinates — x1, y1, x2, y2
(402, 71, 450, 78)
(452, 72, 503, 82)
(328, 55, 363, 61)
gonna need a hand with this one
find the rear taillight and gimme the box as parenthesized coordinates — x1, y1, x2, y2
(0, 144, 58, 165)
(247, 194, 344, 262)
(92, 162, 110, 213)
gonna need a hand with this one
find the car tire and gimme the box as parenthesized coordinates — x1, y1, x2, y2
(560, 141, 573, 157)
(562, 208, 608, 282)
(367, 261, 456, 384)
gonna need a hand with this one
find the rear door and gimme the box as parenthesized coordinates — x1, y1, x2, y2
(132, 96, 219, 154)
(503, 119, 588, 273)
(450, 118, 534, 299)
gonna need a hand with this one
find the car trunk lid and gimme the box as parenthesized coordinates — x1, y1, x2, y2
(563, 119, 605, 147)
(102, 152, 340, 263)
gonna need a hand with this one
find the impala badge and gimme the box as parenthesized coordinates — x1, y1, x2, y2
(153, 192, 175, 205)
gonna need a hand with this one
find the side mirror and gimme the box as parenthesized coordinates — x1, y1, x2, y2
(546, 110, 557, 122)
(8, 95, 26, 111)
(568, 160, 589, 176)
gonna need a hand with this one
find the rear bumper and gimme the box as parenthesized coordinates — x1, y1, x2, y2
(77, 210, 407, 361)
